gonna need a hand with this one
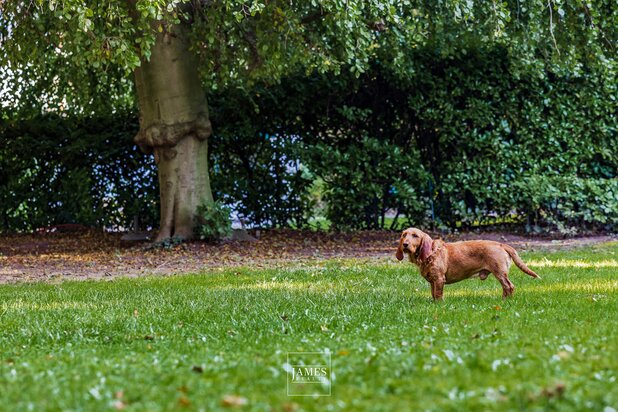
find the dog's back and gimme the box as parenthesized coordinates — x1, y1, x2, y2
(445, 240, 538, 279)
(444, 240, 509, 282)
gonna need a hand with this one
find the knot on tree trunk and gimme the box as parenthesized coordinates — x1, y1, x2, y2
(134, 112, 211, 154)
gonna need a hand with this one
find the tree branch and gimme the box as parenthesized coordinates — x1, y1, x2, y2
(547, 0, 560, 56)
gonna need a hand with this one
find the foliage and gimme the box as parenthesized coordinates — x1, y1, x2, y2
(194, 200, 232, 242)
(1, 0, 616, 116)
(1, 0, 616, 234)
(208, 84, 313, 228)
(404, 47, 617, 232)
(305, 136, 430, 231)
(0, 112, 158, 232)
(515, 176, 618, 234)
(0, 244, 616, 409)
(294, 47, 617, 232)
(1, 44, 616, 233)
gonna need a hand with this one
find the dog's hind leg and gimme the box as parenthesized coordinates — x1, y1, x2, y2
(493, 272, 515, 298)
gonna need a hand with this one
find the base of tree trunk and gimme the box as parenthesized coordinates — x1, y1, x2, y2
(154, 135, 212, 242)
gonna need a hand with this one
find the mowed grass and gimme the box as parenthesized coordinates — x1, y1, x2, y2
(0, 244, 617, 411)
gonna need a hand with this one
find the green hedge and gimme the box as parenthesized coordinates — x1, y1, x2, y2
(1, 46, 616, 233)
(295, 47, 617, 231)
(0, 113, 159, 232)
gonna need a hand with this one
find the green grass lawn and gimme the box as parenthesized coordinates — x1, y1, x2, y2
(1, 244, 617, 411)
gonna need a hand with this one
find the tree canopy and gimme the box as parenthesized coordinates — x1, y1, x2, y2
(2, 0, 615, 116)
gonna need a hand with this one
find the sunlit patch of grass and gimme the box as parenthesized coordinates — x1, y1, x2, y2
(0, 300, 98, 311)
(0, 243, 616, 411)
(527, 258, 618, 268)
(529, 279, 618, 294)
(438, 288, 501, 298)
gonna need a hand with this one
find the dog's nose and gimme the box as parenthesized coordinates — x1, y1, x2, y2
(403, 242, 409, 248)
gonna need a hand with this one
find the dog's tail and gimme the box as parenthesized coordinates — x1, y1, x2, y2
(502, 244, 540, 279)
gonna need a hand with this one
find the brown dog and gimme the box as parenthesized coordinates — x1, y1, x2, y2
(396, 228, 540, 300)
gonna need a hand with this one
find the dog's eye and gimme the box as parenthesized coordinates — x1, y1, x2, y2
(412, 234, 418, 238)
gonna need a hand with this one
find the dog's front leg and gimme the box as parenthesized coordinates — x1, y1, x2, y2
(430, 280, 445, 301)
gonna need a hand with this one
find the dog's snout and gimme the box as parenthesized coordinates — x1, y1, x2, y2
(403, 242, 409, 248)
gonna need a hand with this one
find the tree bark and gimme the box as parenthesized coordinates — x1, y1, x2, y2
(133, 24, 212, 242)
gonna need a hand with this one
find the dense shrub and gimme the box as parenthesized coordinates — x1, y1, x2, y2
(0, 113, 159, 232)
(208, 83, 312, 228)
(514, 176, 618, 233)
(399, 48, 617, 231)
(295, 47, 617, 232)
(303, 132, 431, 231)
(1, 46, 616, 233)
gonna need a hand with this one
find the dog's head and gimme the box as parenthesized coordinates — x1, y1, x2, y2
(396, 228, 433, 263)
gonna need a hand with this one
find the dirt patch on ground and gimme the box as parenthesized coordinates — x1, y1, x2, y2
(0, 229, 614, 283)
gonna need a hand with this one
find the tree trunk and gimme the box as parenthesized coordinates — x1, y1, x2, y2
(133, 24, 212, 242)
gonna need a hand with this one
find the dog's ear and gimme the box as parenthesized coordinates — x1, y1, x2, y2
(396, 236, 404, 261)
(418, 234, 433, 261)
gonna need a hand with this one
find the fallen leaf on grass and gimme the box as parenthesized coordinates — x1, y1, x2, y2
(178, 396, 191, 407)
(282, 403, 298, 412)
(541, 383, 566, 398)
(221, 395, 248, 407)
